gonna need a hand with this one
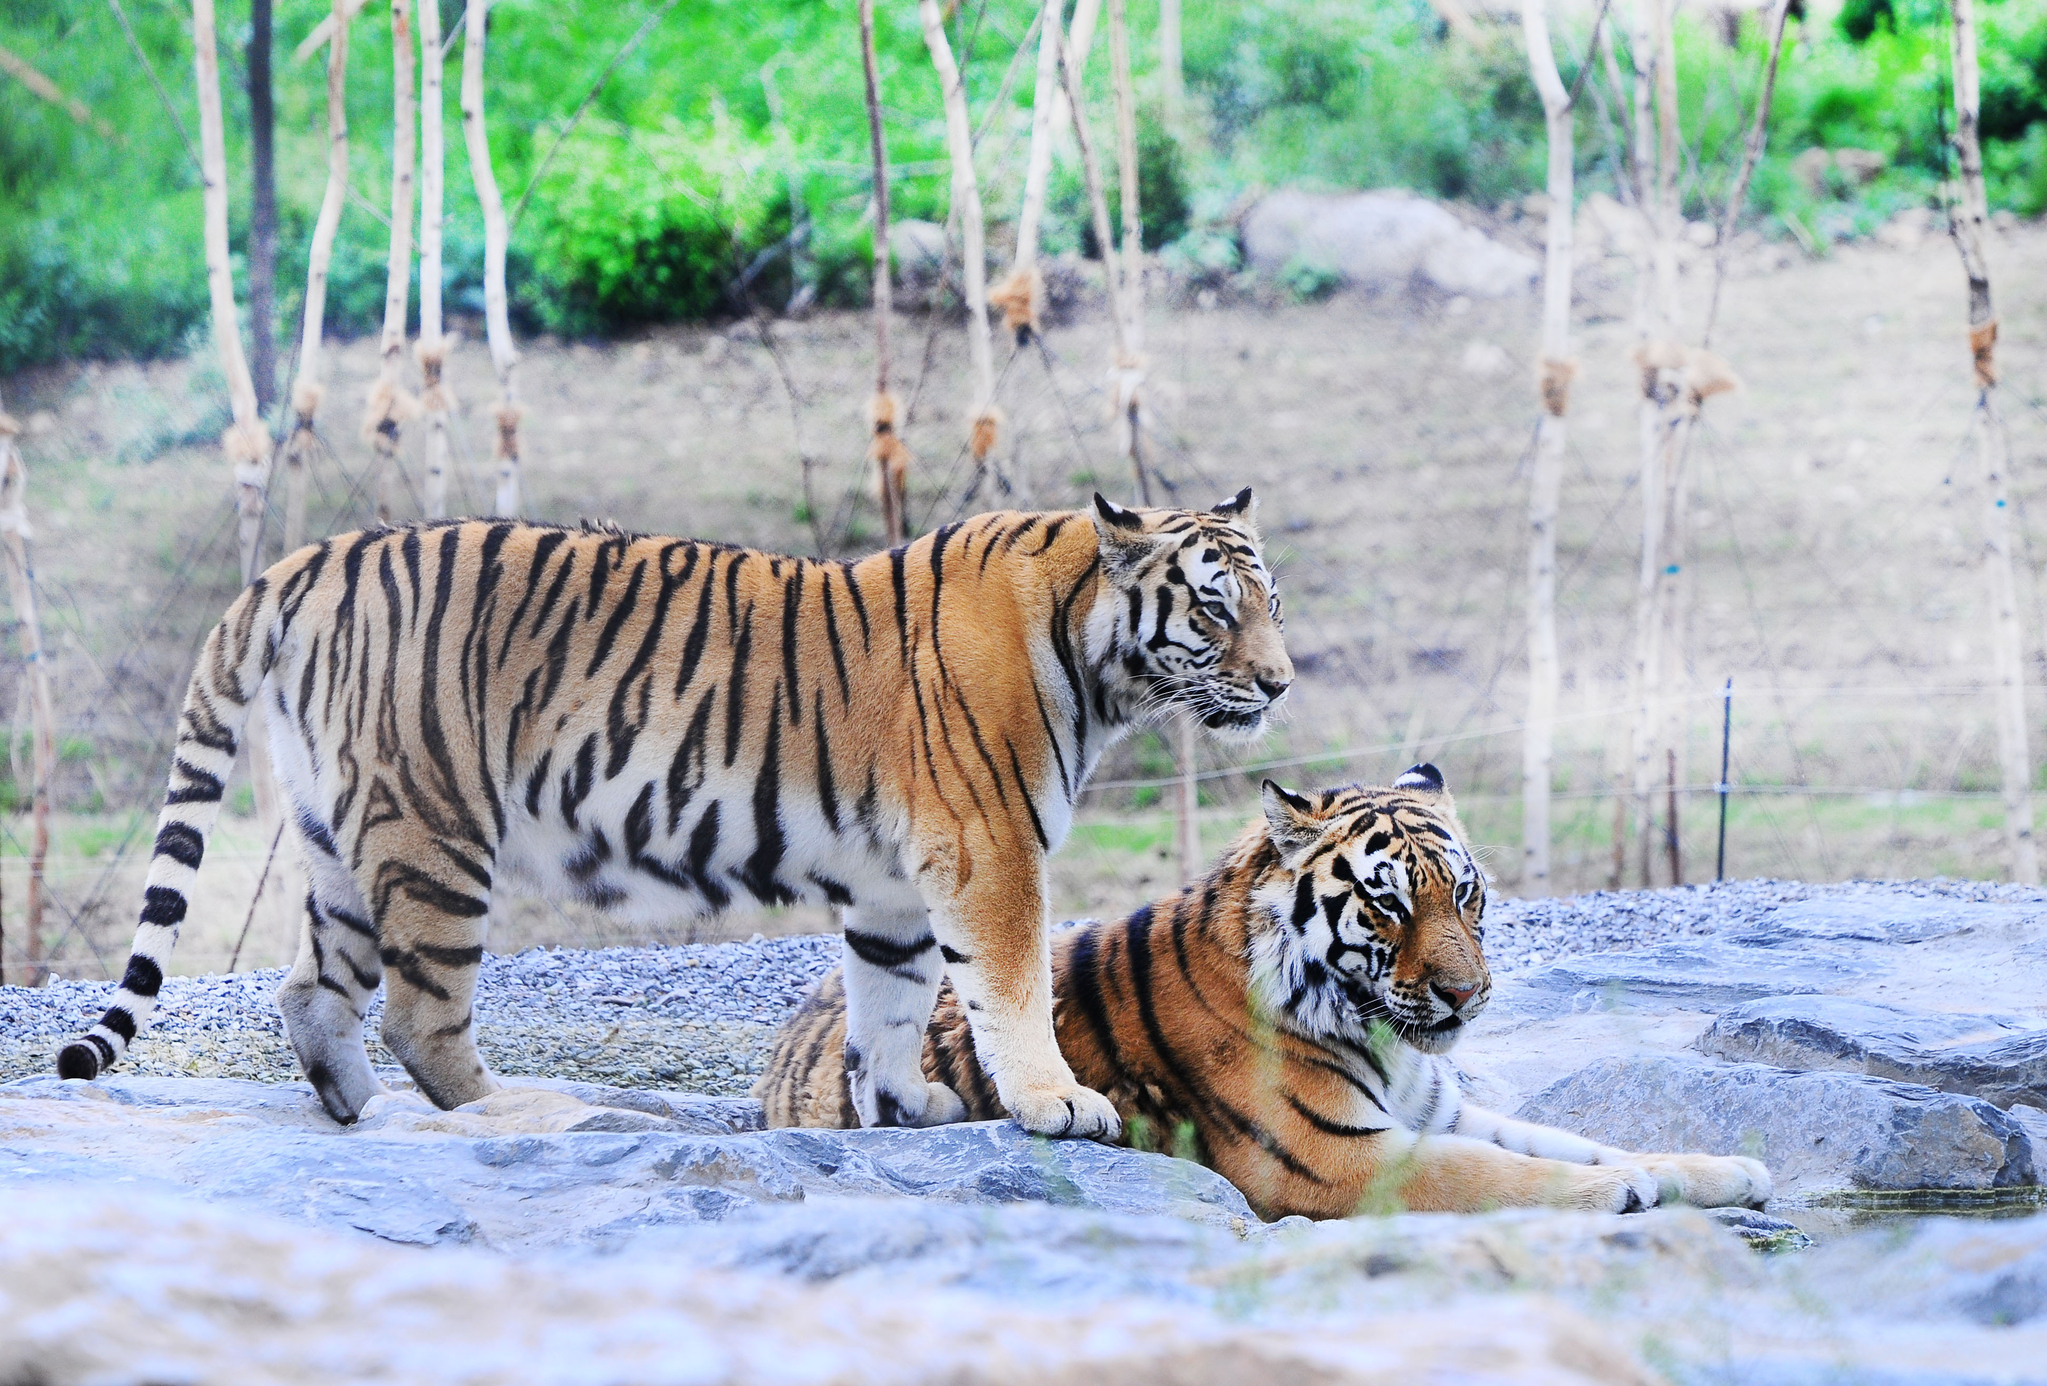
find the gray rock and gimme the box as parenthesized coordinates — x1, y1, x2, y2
(1241, 189, 1537, 298)
(1, 1076, 1252, 1252)
(1699, 998, 2047, 1109)
(1708, 1206, 1814, 1252)
(1732, 897, 2045, 947)
(889, 219, 949, 286)
(1489, 937, 1879, 1021)
(1516, 1056, 2035, 1195)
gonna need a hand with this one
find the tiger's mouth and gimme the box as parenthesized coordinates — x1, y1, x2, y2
(1199, 705, 1268, 740)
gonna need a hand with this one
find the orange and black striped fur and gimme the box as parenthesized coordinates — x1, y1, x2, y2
(758, 769, 1774, 1218)
(58, 493, 1292, 1139)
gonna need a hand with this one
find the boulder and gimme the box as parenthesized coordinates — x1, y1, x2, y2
(1241, 189, 1537, 298)
(1699, 997, 2047, 1110)
(0, 1075, 1254, 1250)
(890, 219, 950, 287)
(1516, 1055, 2035, 1195)
(1489, 936, 1878, 1021)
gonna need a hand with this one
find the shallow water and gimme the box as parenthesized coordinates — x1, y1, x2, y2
(1785, 1186, 2047, 1242)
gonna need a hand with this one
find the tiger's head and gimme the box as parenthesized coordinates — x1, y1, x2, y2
(1245, 766, 1491, 1054)
(1088, 489, 1293, 743)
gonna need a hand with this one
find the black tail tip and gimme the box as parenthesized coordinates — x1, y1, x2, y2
(56, 1042, 101, 1081)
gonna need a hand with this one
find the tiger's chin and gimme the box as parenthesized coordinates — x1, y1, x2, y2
(1393, 1014, 1466, 1055)
(1197, 706, 1270, 744)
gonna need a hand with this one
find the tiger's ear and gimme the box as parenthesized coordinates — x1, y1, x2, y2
(1211, 487, 1257, 529)
(1393, 763, 1452, 804)
(1261, 779, 1324, 861)
(1091, 493, 1168, 575)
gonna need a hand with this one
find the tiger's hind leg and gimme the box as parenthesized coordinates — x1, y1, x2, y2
(275, 835, 386, 1124)
(362, 849, 501, 1111)
(840, 905, 965, 1128)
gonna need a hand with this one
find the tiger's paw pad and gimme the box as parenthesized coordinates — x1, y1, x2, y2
(1008, 1083, 1121, 1141)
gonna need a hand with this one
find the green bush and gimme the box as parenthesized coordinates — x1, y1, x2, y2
(515, 126, 793, 333)
(0, 193, 209, 374)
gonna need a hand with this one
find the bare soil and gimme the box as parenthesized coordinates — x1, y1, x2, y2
(4, 215, 2047, 980)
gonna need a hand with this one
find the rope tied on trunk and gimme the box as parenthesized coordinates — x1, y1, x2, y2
(1971, 319, 1999, 389)
(222, 419, 274, 486)
(415, 337, 456, 416)
(988, 266, 1044, 345)
(1538, 356, 1579, 417)
(361, 375, 419, 445)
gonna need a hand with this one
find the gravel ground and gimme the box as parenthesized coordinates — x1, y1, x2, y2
(6, 878, 2043, 1093)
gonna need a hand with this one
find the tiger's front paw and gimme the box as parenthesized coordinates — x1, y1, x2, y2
(1007, 1081, 1122, 1141)
(850, 1068, 962, 1130)
(1570, 1163, 1661, 1214)
(1643, 1153, 1773, 1209)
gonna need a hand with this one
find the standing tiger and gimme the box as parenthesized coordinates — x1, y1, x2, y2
(56, 493, 1290, 1139)
(757, 768, 1774, 1218)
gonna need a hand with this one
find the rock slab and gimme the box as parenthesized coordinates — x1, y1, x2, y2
(1241, 189, 1537, 297)
(1516, 1055, 2035, 1195)
(1700, 997, 2047, 1110)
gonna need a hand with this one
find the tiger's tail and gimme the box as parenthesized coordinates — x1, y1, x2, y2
(56, 568, 293, 1081)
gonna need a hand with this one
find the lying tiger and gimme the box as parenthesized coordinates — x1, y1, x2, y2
(59, 493, 1291, 1141)
(758, 767, 1773, 1219)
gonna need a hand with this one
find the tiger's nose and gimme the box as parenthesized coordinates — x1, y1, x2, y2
(1256, 675, 1291, 702)
(1434, 981, 1479, 1010)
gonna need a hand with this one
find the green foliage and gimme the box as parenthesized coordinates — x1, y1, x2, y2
(1280, 256, 1343, 302)
(4, 0, 2047, 368)
(519, 126, 785, 333)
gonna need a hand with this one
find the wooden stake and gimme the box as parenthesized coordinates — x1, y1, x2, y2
(919, 0, 1004, 501)
(860, 0, 906, 547)
(0, 404, 53, 986)
(1666, 747, 1682, 884)
(417, 0, 451, 520)
(1950, 0, 2037, 883)
(460, 0, 521, 516)
(1521, 0, 1576, 894)
(283, 0, 352, 556)
(362, 0, 416, 526)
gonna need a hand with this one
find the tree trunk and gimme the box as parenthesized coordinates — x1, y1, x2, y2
(363, 0, 416, 525)
(1621, 0, 1684, 888)
(247, 0, 278, 418)
(0, 402, 53, 987)
(1950, 0, 2038, 882)
(1521, 0, 1575, 894)
(1055, 16, 1131, 457)
(991, 0, 1063, 349)
(860, 0, 906, 547)
(460, 0, 520, 517)
(417, 0, 451, 520)
(195, 0, 284, 901)
(284, 0, 353, 556)
(1159, 0, 1182, 126)
(1107, 0, 1147, 503)
(919, 0, 1003, 500)
(1048, 0, 1103, 149)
